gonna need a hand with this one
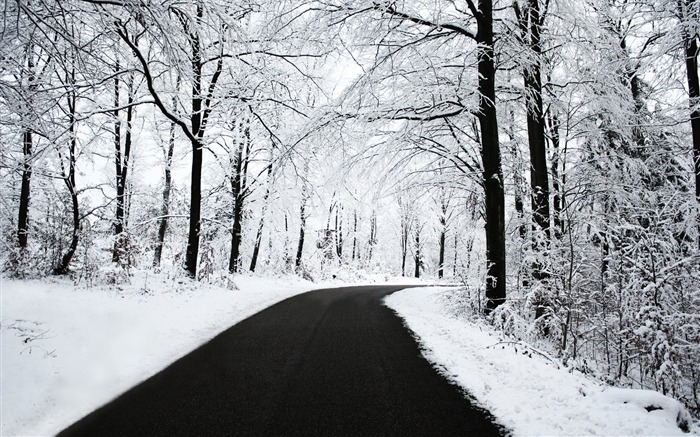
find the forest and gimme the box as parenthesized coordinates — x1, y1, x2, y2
(1, 0, 699, 418)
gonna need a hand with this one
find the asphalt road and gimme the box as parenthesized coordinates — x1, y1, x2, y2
(58, 285, 504, 436)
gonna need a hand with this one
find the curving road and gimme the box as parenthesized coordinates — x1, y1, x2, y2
(58, 285, 504, 436)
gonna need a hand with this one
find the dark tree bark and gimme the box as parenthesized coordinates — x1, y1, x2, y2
(351, 210, 358, 261)
(477, 0, 507, 312)
(18, 47, 36, 249)
(229, 118, 250, 274)
(112, 66, 134, 263)
(185, 11, 205, 278)
(438, 192, 448, 279)
(367, 210, 377, 262)
(453, 232, 459, 277)
(295, 192, 307, 271)
(295, 163, 310, 271)
(18, 129, 32, 249)
(335, 205, 343, 259)
(438, 225, 446, 279)
(516, 0, 551, 327)
(507, 107, 527, 239)
(250, 148, 274, 272)
(414, 225, 421, 278)
(548, 111, 563, 239)
(679, 0, 700, 246)
(398, 196, 410, 276)
(153, 77, 179, 268)
(54, 82, 79, 275)
(516, 0, 551, 244)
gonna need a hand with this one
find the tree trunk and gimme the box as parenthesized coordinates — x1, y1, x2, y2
(477, 0, 506, 312)
(549, 111, 563, 239)
(367, 210, 377, 262)
(335, 205, 343, 259)
(401, 211, 408, 276)
(438, 220, 446, 279)
(295, 200, 307, 271)
(680, 0, 700, 246)
(112, 70, 134, 264)
(184, 138, 203, 277)
(453, 232, 458, 277)
(507, 92, 526, 239)
(153, 77, 179, 268)
(18, 129, 32, 248)
(414, 225, 421, 278)
(520, 0, 551, 244)
(184, 7, 204, 278)
(352, 210, 357, 261)
(18, 46, 36, 249)
(250, 152, 274, 272)
(228, 120, 248, 274)
(54, 88, 79, 275)
(295, 164, 309, 271)
(112, 62, 123, 262)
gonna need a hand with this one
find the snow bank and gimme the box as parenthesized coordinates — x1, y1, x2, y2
(385, 286, 698, 436)
(0, 272, 315, 436)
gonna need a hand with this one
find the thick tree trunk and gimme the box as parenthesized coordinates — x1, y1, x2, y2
(228, 125, 245, 273)
(184, 15, 204, 278)
(681, 11, 700, 245)
(18, 47, 36, 249)
(18, 129, 32, 248)
(477, 0, 506, 312)
(184, 140, 203, 277)
(521, 0, 551, 243)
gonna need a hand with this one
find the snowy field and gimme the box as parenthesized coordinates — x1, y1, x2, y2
(385, 287, 699, 436)
(1, 272, 325, 435)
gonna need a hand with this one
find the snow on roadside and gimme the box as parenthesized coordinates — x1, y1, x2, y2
(385, 286, 698, 436)
(0, 272, 316, 436)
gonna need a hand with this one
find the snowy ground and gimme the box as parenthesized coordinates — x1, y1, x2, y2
(385, 286, 698, 436)
(4, 277, 696, 436)
(1, 272, 321, 435)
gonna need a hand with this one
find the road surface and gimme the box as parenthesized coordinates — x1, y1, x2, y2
(59, 285, 504, 436)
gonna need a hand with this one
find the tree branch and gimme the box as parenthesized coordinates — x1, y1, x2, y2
(373, 2, 477, 40)
(115, 23, 196, 145)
